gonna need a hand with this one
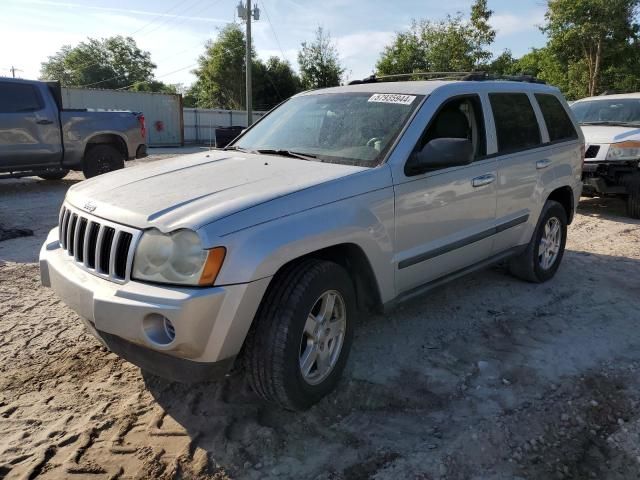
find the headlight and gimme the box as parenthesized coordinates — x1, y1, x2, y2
(132, 229, 225, 286)
(606, 141, 640, 161)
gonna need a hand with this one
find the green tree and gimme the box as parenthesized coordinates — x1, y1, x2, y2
(40, 36, 158, 90)
(487, 49, 518, 75)
(191, 25, 301, 110)
(543, 0, 640, 96)
(375, 22, 430, 76)
(191, 24, 248, 109)
(130, 81, 179, 94)
(469, 0, 496, 68)
(254, 57, 301, 110)
(298, 27, 345, 89)
(376, 0, 495, 76)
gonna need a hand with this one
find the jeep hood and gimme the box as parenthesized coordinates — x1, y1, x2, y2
(66, 151, 367, 231)
(580, 125, 640, 144)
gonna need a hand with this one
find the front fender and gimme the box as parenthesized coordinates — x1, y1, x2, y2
(201, 185, 397, 303)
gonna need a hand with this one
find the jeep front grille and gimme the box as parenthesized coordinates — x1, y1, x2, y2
(58, 204, 141, 283)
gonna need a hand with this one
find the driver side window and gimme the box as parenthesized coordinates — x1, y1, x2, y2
(413, 95, 487, 169)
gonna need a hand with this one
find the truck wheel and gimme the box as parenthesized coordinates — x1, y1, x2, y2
(509, 200, 568, 283)
(243, 259, 355, 411)
(83, 144, 125, 178)
(628, 193, 640, 219)
(38, 169, 69, 180)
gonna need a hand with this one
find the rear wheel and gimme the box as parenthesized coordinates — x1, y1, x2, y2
(243, 259, 355, 411)
(38, 169, 69, 180)
(83, 144, 125, 178)
(621, 174, 640, 219)
(509, 200, 568, 283)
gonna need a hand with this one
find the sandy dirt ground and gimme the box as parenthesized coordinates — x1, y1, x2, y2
(1, 151, 640, 480)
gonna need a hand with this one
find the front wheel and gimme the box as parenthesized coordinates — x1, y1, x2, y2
(83, 144, 125, 178)
(243, 259, 355, 411)
(509, 200, 568, 283)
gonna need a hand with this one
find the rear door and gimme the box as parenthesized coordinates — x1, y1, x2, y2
(0, 81, 62, 170)
(488, 92, 546, 253)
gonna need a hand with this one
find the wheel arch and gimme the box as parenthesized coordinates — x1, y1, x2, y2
(83, 133, 128, 161)
(547, 185, 575, 224)
(263, 242, 384, 314)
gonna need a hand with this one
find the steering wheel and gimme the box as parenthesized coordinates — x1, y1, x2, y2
(366, 137, 383, 148)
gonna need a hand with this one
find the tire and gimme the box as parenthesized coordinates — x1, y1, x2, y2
(620, 174, 640, 219)
(509, 200, 568, 283)
(243, 259, 356, 411)
(628, 193, 640, 219)
(83, 144, 125, 178)
(38, 169, 69, 180)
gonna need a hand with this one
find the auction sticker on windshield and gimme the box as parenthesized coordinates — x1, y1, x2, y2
(368, 93, 416, 105)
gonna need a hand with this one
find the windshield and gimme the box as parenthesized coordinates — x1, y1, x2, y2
(571, 99, 640, 126)
(231, 92, 423, 167)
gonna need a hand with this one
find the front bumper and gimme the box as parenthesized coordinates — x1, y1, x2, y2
(582, 161, 639, 195)
(39, 228, 270, 382)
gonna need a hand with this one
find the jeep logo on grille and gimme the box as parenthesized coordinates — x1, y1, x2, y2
(83, 201, 97, 213)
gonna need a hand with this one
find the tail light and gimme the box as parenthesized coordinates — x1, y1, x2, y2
(138, 114, 146, 140)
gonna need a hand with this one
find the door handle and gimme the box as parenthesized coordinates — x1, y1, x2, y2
(536, 159, 551, 169)
(472, 174, 496, 187)
(36, 118, 54, 125)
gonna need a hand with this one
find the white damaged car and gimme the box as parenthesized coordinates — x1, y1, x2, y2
(571, 93, 640, 218)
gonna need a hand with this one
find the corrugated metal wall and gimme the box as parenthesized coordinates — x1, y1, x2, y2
(61, 87, 183, 147)
(183, 108, 267, 144)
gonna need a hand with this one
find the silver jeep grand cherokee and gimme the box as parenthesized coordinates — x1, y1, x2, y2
(40, 78, 583, 410)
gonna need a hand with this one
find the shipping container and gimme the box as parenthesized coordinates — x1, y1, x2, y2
(61, 87, 184, 147)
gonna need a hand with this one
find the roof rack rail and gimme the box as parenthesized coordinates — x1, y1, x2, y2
(348, 72, 474, 85)
(348, 71, 546, 85)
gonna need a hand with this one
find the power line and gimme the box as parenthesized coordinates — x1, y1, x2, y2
(137, 0, 211, 37)
(76, 0, 227, 89)
(128, 0, 198, 37)
(79, 39, 208, 88)
(259, 0, 287, 62)
(67, 0, 212, 80)
(116, 62, 198, 90)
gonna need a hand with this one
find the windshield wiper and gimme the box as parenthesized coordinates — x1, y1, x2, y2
(580, 121, 640, 127)
(223, 145, 255, 153)
(255, 149, 317, 161)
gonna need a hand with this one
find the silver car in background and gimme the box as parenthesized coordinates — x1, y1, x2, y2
(0, 77, 147, 180)
(40, 77, 583, 410)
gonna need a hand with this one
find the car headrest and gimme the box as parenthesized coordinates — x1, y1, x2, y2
(435, 109, 470, 139)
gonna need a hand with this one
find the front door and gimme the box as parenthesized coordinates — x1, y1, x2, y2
(0, 81, 62, 170)
(393, 94, 498, 294)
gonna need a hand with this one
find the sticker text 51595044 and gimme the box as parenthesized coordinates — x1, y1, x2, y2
(368, 93, 416, 105)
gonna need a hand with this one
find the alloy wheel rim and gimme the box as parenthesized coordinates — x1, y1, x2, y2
(539, 216, 561, 270)
(299, 290, 346, 385)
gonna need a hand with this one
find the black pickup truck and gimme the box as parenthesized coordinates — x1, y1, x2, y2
(0, 78, 147, 180)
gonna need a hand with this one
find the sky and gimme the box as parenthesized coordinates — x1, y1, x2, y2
(0, 0, 548, 88)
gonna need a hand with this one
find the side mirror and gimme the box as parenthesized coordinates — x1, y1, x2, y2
(409, 138, 474, 172)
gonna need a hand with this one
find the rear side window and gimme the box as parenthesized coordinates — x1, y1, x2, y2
(0, 83, 43, 113)
(535, 94, 578, 142)
(489, 93, 541, 153)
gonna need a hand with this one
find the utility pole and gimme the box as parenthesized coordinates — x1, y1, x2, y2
(9, 66, 22, 78)
(237, 1, 259, 126)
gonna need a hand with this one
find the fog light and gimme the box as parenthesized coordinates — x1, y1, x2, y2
(143, 313, 176, 346)
(163, 317, 176, 341)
